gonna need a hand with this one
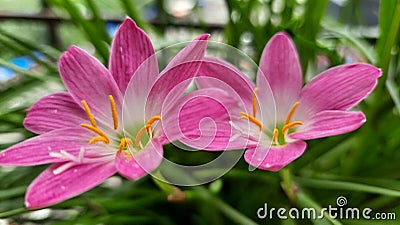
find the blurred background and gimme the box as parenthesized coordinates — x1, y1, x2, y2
(1, 0, 400, 224)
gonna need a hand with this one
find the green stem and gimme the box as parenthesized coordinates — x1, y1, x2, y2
(154, 167, 258, 224)
(0, 208, 28, 218)
(188, 187, 258, 225)
(279, 168, 296, 203)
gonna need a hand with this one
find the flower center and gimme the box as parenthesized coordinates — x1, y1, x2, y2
(80, 95, 161, 152)
(239, 88, 303, 145)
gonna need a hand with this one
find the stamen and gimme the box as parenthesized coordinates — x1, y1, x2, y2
(273, 128, 279, 142)
(89, 136, 109, 144)
(282, 121, 304, 134)
(81, 100, 97, 127)
(252, 88, 258, 117)
(284, 101, 300, 125)
(239, 112, 263, 131)
(119, 137, 133, 152)
(135, 126, 146, 148)
(145, 116, 162, 133)
(109, 95, 118, 130)
(135, 116, 162, 148)
(81, 123, 110, 144)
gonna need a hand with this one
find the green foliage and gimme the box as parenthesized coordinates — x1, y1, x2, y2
(1, 0, 400, 224)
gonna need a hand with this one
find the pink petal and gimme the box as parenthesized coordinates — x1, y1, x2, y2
(163, 34, 210, 72)
(196, 57, 256, 112)
(256, 72, 276, 130)
(161, 88, 249, 150)
(258, 32, 303, 118)
(59, 46, 123, 124)
(122, 53, 159, 127)
(244, 141, 307, 172)
(23, 92, 87, 134)
(0, 128, 102, 166)
(145, 61, 204, 119)
(109, 18, 157, 93)
(142, 35, 210, 118)
(297, 64, 381, 117)
(115, 139, 163, 180)
(25, 161, 116, 209)
(289, 110, 366, 140)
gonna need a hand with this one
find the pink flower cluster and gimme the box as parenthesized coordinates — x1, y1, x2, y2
(0, 18, 381, 209)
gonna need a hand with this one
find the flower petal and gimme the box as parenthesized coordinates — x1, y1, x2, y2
(23, 92, 87, 134)
(196, 57, 256, 112)
(297, 64, 381, 117)
(244, 141, 307, 172)
(116, 139, 163, 180)
(109, 18, 157, 93)
(163, 34, 210, 72)
(59, 46, 123, 124)
(289, 110, 366, 140)
(143, 34, 210, 118)
(258, 32, 302, 118)
(25, 161, 116, 209)
(161, 88, 249, 150)
(145, 61, 204, 119)
(0, 128, 101, 166)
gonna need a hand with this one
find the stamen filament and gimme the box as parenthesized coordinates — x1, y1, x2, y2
(239, 112, 263, 131)
(109, 95, 118, 130)
(284, 101, 300, 125)
(89, 136, 109, 144)
(252, 88, 258, 117)
(273, 128, 279, 142)
(135, 126, 147, 147)
(119, 137, 133, 152)
(81, 100, 97, 127)
(135, 116, 162, 148)
(81, 123, 110, 144)
(282, 121, 304, 134)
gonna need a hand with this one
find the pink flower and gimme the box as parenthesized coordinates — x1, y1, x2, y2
(197, 32, 381, 171)
(0, 18, 210, 209)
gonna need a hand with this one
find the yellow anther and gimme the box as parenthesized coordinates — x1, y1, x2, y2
(118, 137, 133, 152)
(109, 95, 118, 130)
(89, 136, 109, 144)
(239, 112, 263, 131)
(285, 101, 300, 125)
(81, 123, 110, 144)
(81, 100, 97, 127)
(273, 128, 279, 142)
(252, 88, 258, 117)
(282, 121, 304, 134)
(135, 116, 162, 148)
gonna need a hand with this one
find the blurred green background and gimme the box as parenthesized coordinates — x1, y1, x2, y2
(1, 0, 400, 224)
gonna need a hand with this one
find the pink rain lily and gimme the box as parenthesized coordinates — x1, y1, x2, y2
(0, 18, 211, 209)
(196, 32, 381, 171)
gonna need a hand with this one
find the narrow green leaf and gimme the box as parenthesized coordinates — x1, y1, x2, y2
(294, 177, 400, 197)
(0, 28, 61, 60)
(60, 0, 109, 63)
(376, 0, 400, 87)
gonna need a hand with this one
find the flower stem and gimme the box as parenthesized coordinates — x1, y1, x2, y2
(0, 208, 28, 218)
(152, 168, 258, 224)
(279, 168, 297, 203)
(187, 186, 258, 225)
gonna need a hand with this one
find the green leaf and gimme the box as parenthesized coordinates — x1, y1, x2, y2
(294, 177, 400, 197)
(376, 0, 400, 88)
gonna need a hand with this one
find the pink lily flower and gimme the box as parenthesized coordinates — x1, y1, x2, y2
(197, 32, 381, 171)
(0, 18, 211, 208)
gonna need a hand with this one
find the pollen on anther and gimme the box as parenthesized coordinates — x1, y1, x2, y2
(109, 95, 118, 130)
(81, 100, 97, 127)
